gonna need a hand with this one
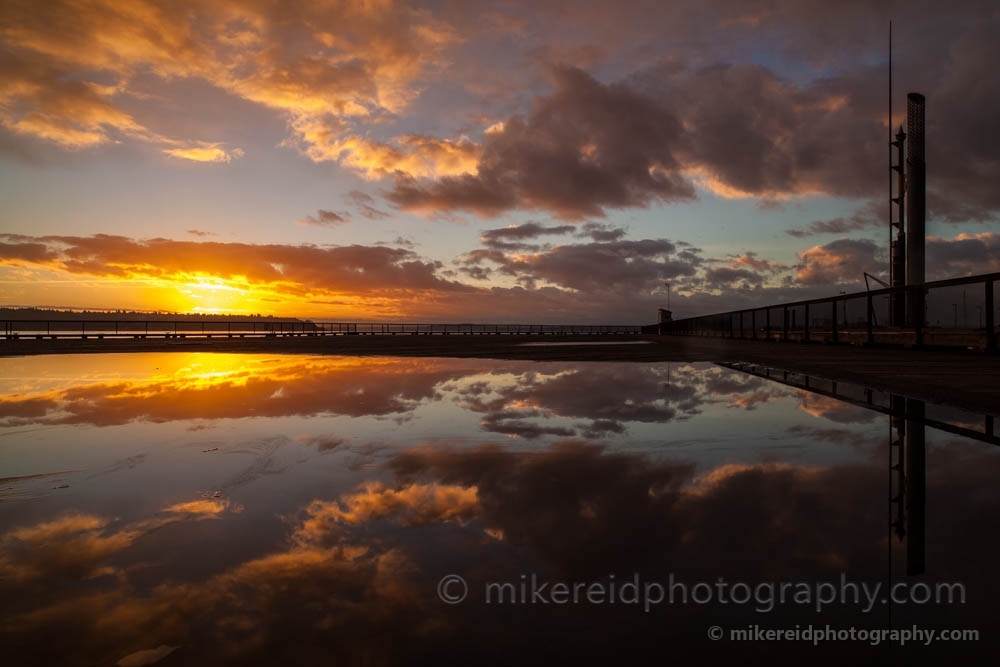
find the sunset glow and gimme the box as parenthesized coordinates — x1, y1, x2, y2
(1, 1, 997, 322)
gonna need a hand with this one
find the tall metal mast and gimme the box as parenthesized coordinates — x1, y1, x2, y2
(888, 22, 906, 327)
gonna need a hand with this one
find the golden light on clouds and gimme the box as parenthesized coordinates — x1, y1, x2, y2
(177, 276, 253, 314)
(2, 0, 998, 321)
(0, 234, 467, 318)
(0, 0, 467, 178)
(162, 144, 245, 164)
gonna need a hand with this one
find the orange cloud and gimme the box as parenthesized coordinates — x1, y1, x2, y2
(160, 498, 237, 517)
(0, 53, 147, 148)
(295, 482, 480, 546)
(340, 135, 481, 179)
(0, 233, 473, 317)
(0, 514, 139, 582)
(685, 462, 815, 495)
(0, 354, 482, 427)
(0, 495, 239, 584)
(795, 238, 882, 285)
(162, 143, 244, 163)
(797, 392, 876, 425)
(285, 112, 480, 178)
(2, 0, 465, 177)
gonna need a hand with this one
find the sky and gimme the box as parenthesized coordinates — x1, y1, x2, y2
(1, 0, 998, 323)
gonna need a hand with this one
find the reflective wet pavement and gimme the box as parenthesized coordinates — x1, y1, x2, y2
(1, 353, 996, 664)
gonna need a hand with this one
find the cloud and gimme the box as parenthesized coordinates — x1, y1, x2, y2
(117, 645, 179, 667)
(0, 50, 146, 149)
(797, 393, 878, 425)
(0, 233, 465, 297)
(160, 498, 236, 518)
(162, 143, 244, 164)
(0, 356, 480, 427)
(786, 201, 884, 238)
(668, 63, 885, 201)
(482, 222, 575, 243)
(926, 232, 1000, 279)
(345, 190, 391, 220)
(794, 238, 884, 286)
(453, 363, 704, 438)
(479, 410, 578, 439)
(1, 228, 995, 323)
(298, 209, 351, 228)
(0, 513, 139, 582)
(6, 432, 1000, 663)
(465, 237, 702, 292)
(0, 495, 240, 584)
(295, 482, 480, 537)
(703, 252, 789, 289)
(703, 266, 766, 289)
(0, 39, 242, 160)
(480, 222, 575, 250)
(793, 232, 1000, 288)
(388, 66, 696, 219)
(578, 223, 628, 242)
(1, 0, 459, 174)
(383, 60, 893, 217)
(295, 130, 480, 179)
(3, 0, 999, 227)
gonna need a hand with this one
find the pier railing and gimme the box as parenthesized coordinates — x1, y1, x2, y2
(653, 272, 999, 351)
(1, 320, 641, 340)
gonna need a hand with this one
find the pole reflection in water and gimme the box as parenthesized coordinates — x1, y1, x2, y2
(904, 397, 926, 577)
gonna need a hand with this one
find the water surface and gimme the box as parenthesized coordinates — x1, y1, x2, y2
(1, 353, 995, 664)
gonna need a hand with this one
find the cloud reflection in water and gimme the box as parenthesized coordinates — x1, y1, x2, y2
(0, 353, 997, 664)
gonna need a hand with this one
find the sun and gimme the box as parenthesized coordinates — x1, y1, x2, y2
(177, 276, 252, 314)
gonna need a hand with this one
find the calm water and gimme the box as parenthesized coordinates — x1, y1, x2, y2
(0, 353, 996, 665)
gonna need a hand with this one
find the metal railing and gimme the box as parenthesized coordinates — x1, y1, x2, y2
(1, 320, 642, 340)
(718, 361, 999, 446)
(655, 272, 998, 351)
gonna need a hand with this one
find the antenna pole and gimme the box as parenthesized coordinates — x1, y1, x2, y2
(888, 20, 893, 291)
